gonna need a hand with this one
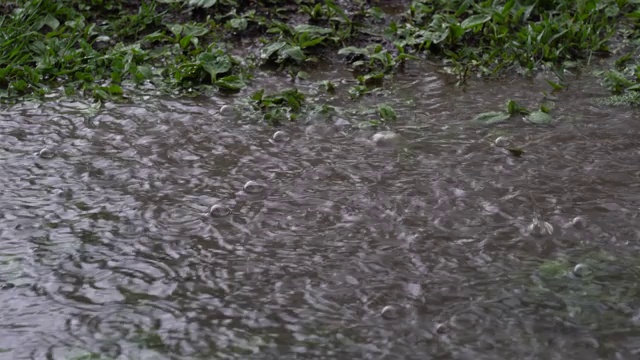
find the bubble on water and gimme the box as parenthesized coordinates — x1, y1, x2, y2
(334, 117, 351, 127)
(305, 124, 324, 137)
(493, 136, 512, 148)
(219, 105, 234, 116)
(38, 148, 56, 159)
(571, 216, 587, 229)
(272, 130, 290, 143)
(243, 180, 265, 194)
(344, 275, 359, 285)
(1, 283, 15, 290)
(573, 263, 591, 277)
(434, 323, 447, 334)
(372, 131, 399, 147)
(380, 305, 400, 320)
(208, 204, 230, 218)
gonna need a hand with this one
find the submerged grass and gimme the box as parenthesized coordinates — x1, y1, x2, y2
(2, 0, 640, 108)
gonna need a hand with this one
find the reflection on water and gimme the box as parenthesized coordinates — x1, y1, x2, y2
(1, 64, 640, 359)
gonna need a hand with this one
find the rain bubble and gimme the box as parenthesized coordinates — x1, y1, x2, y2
(381, 305, 400, 320)
(272, 130, 290, 143)
(573, 263, 591, 277)
(219, 105, 234, 116)
(434, 323, 447, 334)
(243, 180, 265, 194)
(493, 136, 512, 148)
(571, 216, 587, 229)
(38, 148, 56, 159)
(208, 204, 230, 218)
(372, 131, 399, 147)
(334, 117, 351, 127)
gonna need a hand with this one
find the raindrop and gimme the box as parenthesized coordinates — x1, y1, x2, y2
(243, 180, 265, 194)
(334, 117, 351, 127)
(345, 275, 359, 285)
(434, 323, 447, 334)
(208, 204, 230, 218)
(573, 263, 591, 277)
(380, 305, 400, 320)
(38, 148, 56, 159)
(272, 130, 290, 143)
(372, 131, 399, 147)
(219, 105, 234, 116)
(493, 136, 512, 148)
(571, 216, 587, 229)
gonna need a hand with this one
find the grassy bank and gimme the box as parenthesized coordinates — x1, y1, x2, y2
(2, 0, 640, 107)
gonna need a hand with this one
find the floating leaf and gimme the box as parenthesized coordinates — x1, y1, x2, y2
(525, 111, 552, 125)
(505, 100, 529, 115)
(546, 79, 565, 90)
(251, 89, 264, 101)
(378, 104, 397, 121)
(473, 111, 510, 124)
(506, 148, 524, 157)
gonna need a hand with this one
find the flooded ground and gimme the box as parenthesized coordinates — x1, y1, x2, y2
(2, 63, 640, 360)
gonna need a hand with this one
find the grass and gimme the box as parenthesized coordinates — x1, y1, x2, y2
(2, 0, 640, 108)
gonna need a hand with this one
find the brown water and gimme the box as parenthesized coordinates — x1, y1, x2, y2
(2, 63, 640, 360)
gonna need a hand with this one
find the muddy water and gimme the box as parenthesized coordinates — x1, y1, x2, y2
(1, 65, 640, 360)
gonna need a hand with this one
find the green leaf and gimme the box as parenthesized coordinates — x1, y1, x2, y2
(507, 148, 524, 157)
(260, 41, 287, 60)
(546, 79, 565, 90)
(41, 14, 60, 30)
(460, 14, 491, 29)
(93, 88, 110, 101)
(506, 100, 529, 115)
(280, 46, 306, 62)
(322, 80, 336, 93)
(179, 35, 193, 49)
(187, 0, 218, 8)
(525, 111, 553, 125)
(198, 52, 231, 81)
(292, 24, 333, 36)
(473, 111, 511, 124)
(215, 75, 245, 91)
(168, 24, 183, 37)
(338, 46, 370, 57)
(182, 24, 209, 37)
(299, 36, 326, 49)
(11, 80, 28, 92)
(107, 84, 123, 96)
(251, 89, 265, 102)
(378, 104, 397, 121)
(136, 65, 153, 80)
(229, 18, 248, 31)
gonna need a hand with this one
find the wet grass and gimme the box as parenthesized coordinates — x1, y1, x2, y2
(3, 0, 640, 108)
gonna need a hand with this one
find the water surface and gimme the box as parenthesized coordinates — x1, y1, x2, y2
(1, 64, 640, 359)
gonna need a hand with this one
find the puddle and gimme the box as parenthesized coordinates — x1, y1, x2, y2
(1, 65, 640, 359)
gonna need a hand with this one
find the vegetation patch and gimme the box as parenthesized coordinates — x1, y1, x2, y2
(2, 0, 640, 112)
